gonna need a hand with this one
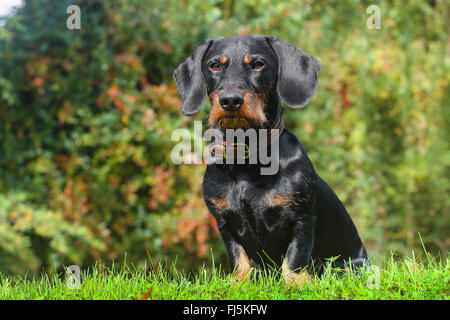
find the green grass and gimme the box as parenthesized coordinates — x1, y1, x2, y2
(1, 254, 448, 300)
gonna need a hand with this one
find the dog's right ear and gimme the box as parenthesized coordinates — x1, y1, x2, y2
(173, 40, 213, 116)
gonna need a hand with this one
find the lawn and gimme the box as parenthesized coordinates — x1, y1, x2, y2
(0, 253, 448, 300)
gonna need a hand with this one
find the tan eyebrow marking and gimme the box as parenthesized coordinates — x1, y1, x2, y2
(244, 55, 252, 64)
(219, 55, 227, 64)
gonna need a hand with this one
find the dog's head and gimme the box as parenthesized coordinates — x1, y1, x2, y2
(173, 35, 321, 129)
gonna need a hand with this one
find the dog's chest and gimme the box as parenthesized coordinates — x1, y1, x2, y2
(204, 173, 296, 237)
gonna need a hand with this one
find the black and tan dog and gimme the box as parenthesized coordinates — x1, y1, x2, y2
(174, 35, 369, 286)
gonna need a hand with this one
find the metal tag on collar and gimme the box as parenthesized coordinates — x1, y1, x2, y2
(224, 143, 250, 159)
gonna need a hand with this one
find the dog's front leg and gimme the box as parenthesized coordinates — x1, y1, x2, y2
(219, 228, 252, 281)
(282, 217, 315, 287)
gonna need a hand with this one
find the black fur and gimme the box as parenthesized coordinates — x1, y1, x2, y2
(174, 35, 369, 275)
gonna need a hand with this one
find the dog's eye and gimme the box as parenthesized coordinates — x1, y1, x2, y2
(252, 61, 264, 70)
(209, 62, 221, 72)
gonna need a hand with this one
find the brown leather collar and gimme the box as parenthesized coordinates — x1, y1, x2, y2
(209, 116, 285, 159)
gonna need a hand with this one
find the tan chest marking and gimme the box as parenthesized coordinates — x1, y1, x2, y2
(265, 194, 304, 209)
(209, 197, 231, 210)
(271, 195, 294, 207)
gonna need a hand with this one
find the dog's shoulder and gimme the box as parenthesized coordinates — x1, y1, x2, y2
(278, 129, 315, 172)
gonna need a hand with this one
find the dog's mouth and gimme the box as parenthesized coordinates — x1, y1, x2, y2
(208, 90, 267, 130)
(216, 114, 251, 129)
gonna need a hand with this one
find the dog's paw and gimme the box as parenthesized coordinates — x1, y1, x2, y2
(283, 270, 311, 287)
(282, 260, 311, 287)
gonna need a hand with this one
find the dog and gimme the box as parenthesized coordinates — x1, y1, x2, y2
(173, 35, 369, 286)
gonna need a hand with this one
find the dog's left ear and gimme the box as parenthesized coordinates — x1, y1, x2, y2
(173, 39, 213, 116)
(266, 36, 321, 109)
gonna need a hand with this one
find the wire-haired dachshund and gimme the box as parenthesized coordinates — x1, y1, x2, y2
(174, 35, 369, 286)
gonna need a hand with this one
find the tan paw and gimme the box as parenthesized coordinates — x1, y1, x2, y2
(282, 258, 311, 287)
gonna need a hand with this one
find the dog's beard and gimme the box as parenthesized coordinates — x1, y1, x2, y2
(217, 115, 251, 130)
(208, 90, 267, 130)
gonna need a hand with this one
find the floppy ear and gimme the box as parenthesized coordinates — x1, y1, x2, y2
(266, 36, 321, 109)
(173, 40, 213, 116)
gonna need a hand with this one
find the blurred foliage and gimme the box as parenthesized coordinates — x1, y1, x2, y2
(0, 0, 448, 275)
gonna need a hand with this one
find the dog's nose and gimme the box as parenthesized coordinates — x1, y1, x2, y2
(219, 91, 244, 112)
